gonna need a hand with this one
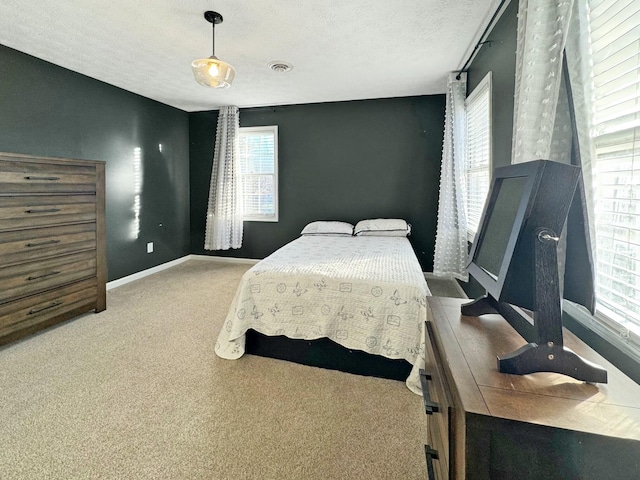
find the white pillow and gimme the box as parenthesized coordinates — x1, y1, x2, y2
(300, 221, 354, 236)
(354, 218, 411, 237)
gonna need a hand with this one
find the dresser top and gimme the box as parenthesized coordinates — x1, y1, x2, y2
(428, 296, 640, 441)
(0, 151, 105, 166)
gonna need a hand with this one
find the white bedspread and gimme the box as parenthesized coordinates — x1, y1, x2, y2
(215, 235, 430, 394)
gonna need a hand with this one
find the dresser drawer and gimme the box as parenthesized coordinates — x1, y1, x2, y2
(0, 158, 97, 194)
(0, 195, 96, 231)
(0, 278, 98, 337)
(425, 438, 447, 480)
(0, 223, 96, 265)
(423, 320, 453, 473)
(0, 152, 105, 346)
(0, 250, 96, 303)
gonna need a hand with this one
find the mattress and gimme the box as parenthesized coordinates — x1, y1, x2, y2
(215, 235, 431, 394)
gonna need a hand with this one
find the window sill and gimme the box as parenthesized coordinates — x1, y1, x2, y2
(243, 217, 278, 223)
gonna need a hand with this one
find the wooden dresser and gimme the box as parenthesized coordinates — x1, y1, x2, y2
(421, 296, 640, 480)
(0, 152, 106, 345)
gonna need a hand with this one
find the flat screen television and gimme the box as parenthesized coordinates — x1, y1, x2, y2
(463, 159, 607, 383)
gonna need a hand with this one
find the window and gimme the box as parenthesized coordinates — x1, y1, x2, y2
(465, 72, 493, 242)
(238, 126, 278, 222)
(588, 0, 640, 348)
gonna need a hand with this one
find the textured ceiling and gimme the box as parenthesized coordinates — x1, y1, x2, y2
(0, 0, 501, 112)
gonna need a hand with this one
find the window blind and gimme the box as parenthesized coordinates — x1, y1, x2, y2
(465, 73, 492, 242)
(238, 126, 278, 221)
(589, 0, 640, 343)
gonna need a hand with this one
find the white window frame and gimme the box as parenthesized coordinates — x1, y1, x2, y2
(578, 0, 640, 359)
(465, 71, 493, 243)
(238, 125, 279, 222)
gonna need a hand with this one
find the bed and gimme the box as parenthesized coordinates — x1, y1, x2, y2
(214, 220, 430, 394)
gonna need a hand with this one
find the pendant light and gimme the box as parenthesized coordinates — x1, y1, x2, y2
(191, 11, 235, 89)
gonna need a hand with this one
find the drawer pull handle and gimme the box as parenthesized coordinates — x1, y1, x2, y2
(27, 271, 61, 281)
(25, 239, 61, 248)
(25, 208, 61, 214)
(28, 301, 63, 315)
(424, 445, 439, 480)
(419, 369, 440, 415)
(24, 176, 60, 181)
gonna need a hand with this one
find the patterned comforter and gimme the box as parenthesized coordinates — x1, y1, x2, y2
(215, 235, 430, 394)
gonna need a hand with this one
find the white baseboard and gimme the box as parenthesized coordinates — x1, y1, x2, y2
(107, 256, 191, 290)
(106, 254, 260, 290)
(189, 254, 260, 265)
(423, 272, 468, 298)
(452, 279, 468, 299)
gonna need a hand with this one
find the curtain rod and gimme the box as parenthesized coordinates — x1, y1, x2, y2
(456, 0, 509, 80)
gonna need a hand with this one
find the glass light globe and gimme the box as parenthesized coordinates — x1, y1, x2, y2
(191, 56, 235, 89)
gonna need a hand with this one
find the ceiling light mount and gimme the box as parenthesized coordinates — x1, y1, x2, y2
(191, 10, 235, 89)
(203, 11, 223, 25)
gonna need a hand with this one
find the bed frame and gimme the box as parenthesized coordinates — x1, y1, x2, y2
(245, 329, 413, 381)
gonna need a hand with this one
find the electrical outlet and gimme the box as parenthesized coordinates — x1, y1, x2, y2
(147, 242, 154, 254)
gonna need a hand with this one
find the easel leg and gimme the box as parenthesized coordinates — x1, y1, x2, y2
(461, 295, 498, 316)
(498, 344, 608, 383)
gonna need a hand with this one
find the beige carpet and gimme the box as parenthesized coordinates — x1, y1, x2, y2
(0, 259, 428, 479)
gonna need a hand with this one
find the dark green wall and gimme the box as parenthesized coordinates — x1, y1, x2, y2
(467, 0, 518, 170)
(0, 45, 191, 281)
(461, 0, 518, 300)
(189, 96, 445, 271)
(0, 44, 445, 278)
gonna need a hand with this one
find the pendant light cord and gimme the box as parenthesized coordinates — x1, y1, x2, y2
(212, 21, 216, 56)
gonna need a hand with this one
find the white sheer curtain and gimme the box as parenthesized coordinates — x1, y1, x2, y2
(511, 0, 575, 165)
(511, 0, 606, 304)
(204, 106, 244, 250)
(564, 0, 598, 257)
(433, 73, 469, 280)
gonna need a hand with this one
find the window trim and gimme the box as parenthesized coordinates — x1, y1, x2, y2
(238, 125, 279, 222)
(465, 71, 493, 243)
(584, 0, 640, 365)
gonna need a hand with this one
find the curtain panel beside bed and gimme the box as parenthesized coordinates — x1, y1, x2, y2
(433, 73, 469, 281)
(205, 105, 244, 251)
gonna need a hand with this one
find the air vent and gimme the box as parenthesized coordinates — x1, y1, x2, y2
(268, 61, 293, 73)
